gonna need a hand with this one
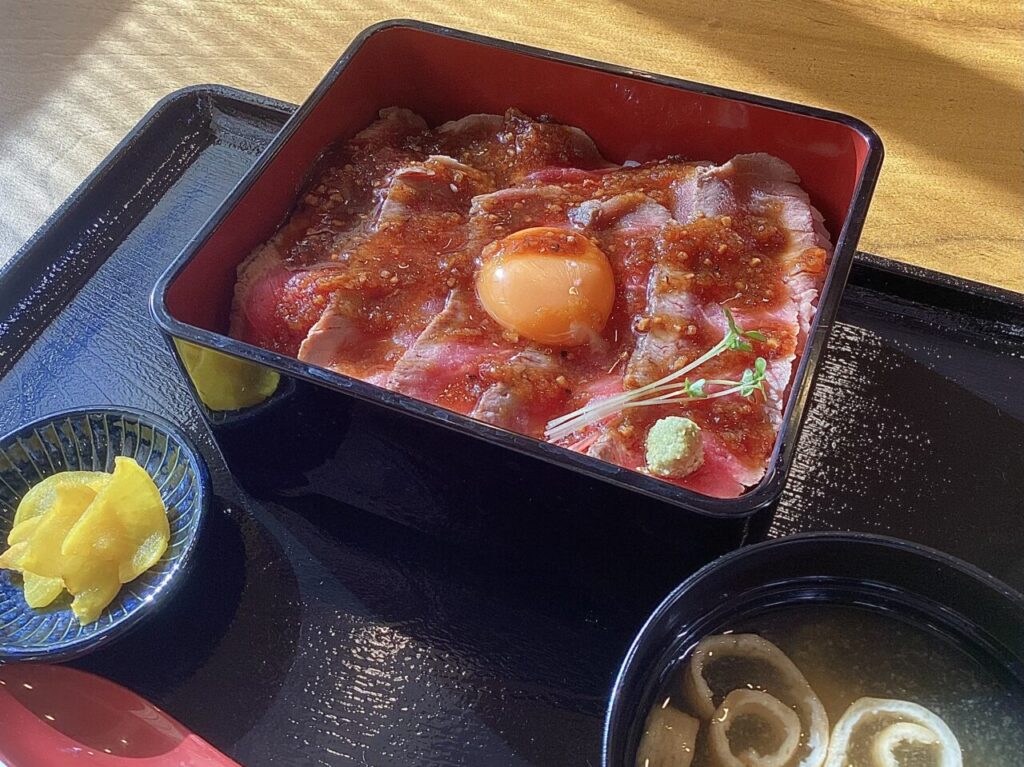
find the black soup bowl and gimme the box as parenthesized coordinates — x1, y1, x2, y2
(602, 532, 1024, 767)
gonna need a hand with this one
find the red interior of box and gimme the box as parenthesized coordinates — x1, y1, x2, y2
(165, 24, 873, 333)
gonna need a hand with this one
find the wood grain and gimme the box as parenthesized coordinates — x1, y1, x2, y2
(1, 0, 1021, 291)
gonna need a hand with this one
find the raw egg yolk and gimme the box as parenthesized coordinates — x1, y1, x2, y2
(475, 227, 615, 347)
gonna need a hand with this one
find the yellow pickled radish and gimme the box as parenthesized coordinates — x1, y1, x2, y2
(61, 456, 170, 583)
(175, 339, 280, 411)
(7, 515, 43, 546)
(126, 531, 170, 584)
(0, 541, 29, 572)
(22, 572, 65, 609)
(13, 470, 110, 526)
(1, 457, 170, 624)
(19, 484, 98, 579)
(66, 560, 122, 625)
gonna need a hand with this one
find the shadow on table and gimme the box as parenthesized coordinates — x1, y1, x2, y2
(623, 0, 1022, 197)
(3, 2, 133, 132)
(75, 495, 302, 749)
(271, 490, 638, 766)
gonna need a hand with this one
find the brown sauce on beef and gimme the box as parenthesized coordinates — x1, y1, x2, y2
(232, 109, 827, 495)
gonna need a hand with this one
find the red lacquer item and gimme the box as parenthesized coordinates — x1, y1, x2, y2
(0, 664, 239, 767)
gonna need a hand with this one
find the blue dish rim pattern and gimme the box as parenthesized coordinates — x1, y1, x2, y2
(0, 406, 211, 662)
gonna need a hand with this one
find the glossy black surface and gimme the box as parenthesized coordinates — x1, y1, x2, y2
(602, 533, 1024, 767)
(0, 87, 1021, 766)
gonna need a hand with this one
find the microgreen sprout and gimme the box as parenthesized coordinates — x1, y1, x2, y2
(544, 308, 768, 441)
(682, 378, 707, 398)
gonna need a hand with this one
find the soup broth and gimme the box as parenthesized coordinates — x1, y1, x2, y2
(639, 604, 1024, 767)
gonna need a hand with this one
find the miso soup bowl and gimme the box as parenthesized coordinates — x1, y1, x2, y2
(602, 532, 1024, 766)
(151, 21, 884, 593)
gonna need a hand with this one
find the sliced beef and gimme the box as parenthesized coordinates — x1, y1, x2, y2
(385, 290, 497, 409)
(230, 110, 832, 498)
(293, 156, 492, 376)
(229, 108, 430, 353)
(471, 349, 567, 434)
(430, 109, 613, 185)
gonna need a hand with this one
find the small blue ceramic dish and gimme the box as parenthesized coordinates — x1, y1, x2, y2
(0, 407, 210, 662)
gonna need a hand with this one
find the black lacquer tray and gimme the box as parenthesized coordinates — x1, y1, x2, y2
(0, 86, 1021, 766)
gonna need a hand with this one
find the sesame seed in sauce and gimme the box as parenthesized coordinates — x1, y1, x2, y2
(253, 111, 792, 478)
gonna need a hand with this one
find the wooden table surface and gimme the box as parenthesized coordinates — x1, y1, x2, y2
(1, 1, 1021, 291)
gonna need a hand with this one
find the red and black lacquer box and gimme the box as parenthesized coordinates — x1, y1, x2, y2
(152, 20, 883, 594)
